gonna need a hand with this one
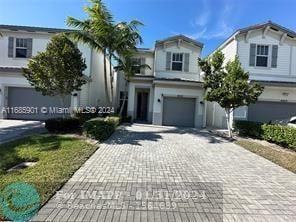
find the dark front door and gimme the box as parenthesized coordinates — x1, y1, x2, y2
(136, 92, 148, 121)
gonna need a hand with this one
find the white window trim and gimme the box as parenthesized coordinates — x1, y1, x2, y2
(171, 53, 184, 72)
(15, 38, 28, 58)
(255, 44, 270, 68)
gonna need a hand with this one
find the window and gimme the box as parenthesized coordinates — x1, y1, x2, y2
(15, 38, 28, 58)
(171, 53, 183, 71)
(132, 58, 141, 74)
(256, 45, 269, 67)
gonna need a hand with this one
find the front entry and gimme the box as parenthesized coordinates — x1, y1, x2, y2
(136, 91, 149, 121)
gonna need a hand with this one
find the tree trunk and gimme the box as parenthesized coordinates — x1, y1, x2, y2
(59, 96, 66, 119)
(103, 50, 110, 105)
(225, 108, 232, 138)
(119, 79, 128, 116)
(109, 53, 114, 105)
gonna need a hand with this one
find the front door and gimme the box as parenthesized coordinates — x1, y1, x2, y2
(136, 92, 148, 121)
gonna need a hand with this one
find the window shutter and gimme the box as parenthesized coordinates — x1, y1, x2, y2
(271, 45, 278, 68)
(140, 57, 146, 74)
(8, 37, 14, 58)
(249, 43, 256, 66)
(184, 53, 190, 72)
(166, 52, 171, 71)
(26, 38, 33, 58)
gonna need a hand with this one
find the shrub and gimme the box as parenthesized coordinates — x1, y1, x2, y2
(262, 124, 296, 150)
(105, 116, 121, 127)
(234, 120, 264, 138)
(234, 120, 296, 150)
(45, 117, 80, 132)
(82, 116, 120, 141)
(74, 108, 99, 124)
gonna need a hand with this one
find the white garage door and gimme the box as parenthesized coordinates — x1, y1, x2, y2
(7, 87, 71, 120)
(162, 97, 196, 127)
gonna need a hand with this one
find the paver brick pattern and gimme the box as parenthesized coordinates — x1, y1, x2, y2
(33, 124, 296, 222)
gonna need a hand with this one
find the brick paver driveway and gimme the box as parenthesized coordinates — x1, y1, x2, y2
(33, 124, 296, 222)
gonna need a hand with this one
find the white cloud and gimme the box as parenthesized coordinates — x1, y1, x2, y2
(186, 0, 235, 40)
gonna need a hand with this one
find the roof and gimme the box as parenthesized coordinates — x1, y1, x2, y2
(238, 21, 296, 38)
(0, 24, 74, 34)
(0, 66, 23, 73)
(155, 35, 204, 48)
(253, 80, 296, 87)
(135, 48, 154, 54)
(212, 21, 296, 55)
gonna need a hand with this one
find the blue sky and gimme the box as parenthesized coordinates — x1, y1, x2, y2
(1, 0, 296, 56)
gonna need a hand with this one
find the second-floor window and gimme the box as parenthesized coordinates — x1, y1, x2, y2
(15, 38, 28, 58)
(256, 45, 269, 67)
(132, 58, 141, 74)
(171, 53, 183, 71)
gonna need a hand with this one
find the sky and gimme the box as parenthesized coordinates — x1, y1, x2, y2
(1, 0, 296, 56)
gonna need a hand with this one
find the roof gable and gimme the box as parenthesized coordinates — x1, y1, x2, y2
(155, 35, 203, 48)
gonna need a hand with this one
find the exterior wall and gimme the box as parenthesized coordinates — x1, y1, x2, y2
(0, 29, 114, 118)
(152, 84, 204, 128)
(154, 42, 201, 81)
(221, 38, 237, 64)
(237, 30, 296, 82)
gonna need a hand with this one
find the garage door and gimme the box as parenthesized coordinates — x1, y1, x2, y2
(248, 101, 296, 122)
(163, 97, 196, 127)
(7, 87, 71, 120)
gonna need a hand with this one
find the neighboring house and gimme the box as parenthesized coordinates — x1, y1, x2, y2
(116, 35, 206, 128)
(0, 24, 115, 120)
(207, 21, 296, 128)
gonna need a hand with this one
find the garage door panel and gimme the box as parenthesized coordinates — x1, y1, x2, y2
(7, 87, 71, 120)
(163, 97, 195, 127)
(248, 101, 296, 122)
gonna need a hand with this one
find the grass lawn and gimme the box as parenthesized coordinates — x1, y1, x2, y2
(235, 140, 296, 173)
(0, 134, 97, 220)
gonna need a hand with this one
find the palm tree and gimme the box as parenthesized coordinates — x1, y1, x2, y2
(115, 51, 150, 115)
(67, 0, 113, 104)
(67, 0, 143, 106)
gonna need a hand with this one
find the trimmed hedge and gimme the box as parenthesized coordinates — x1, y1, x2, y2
(234, 120, 263, 138)
(74, 109, 99, 124)
(45, 117, 80, 132)
(234, 120, 296, 150)
(82, 116, 120, 141)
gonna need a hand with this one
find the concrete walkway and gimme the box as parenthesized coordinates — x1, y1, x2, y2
(0, 120, 45, 144)
(33, 124, 296, 221)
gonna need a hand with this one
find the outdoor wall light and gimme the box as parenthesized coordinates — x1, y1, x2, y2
(200, 101, 204, 105)
(73, 93, 78, 97)
(157, 99, 161, 103)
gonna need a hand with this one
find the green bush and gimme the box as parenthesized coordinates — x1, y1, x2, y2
(262, 124, 296, 150)
(82, 116, 120, 141)
(105, 116, 121, 127)
(234, 120, 296, 150)
(74, 109, 99, 124)
(234, 120, 264, 138)
(45, 117, 80, 132)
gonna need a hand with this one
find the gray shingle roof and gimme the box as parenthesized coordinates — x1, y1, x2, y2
(0, 66, 23, 73)
(0, 24, 74, 33)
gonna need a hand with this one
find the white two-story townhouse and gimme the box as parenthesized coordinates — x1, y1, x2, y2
(0, 24, 115, 120)
(116, 35, 206, 128)
(207, 21, 296, 128)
